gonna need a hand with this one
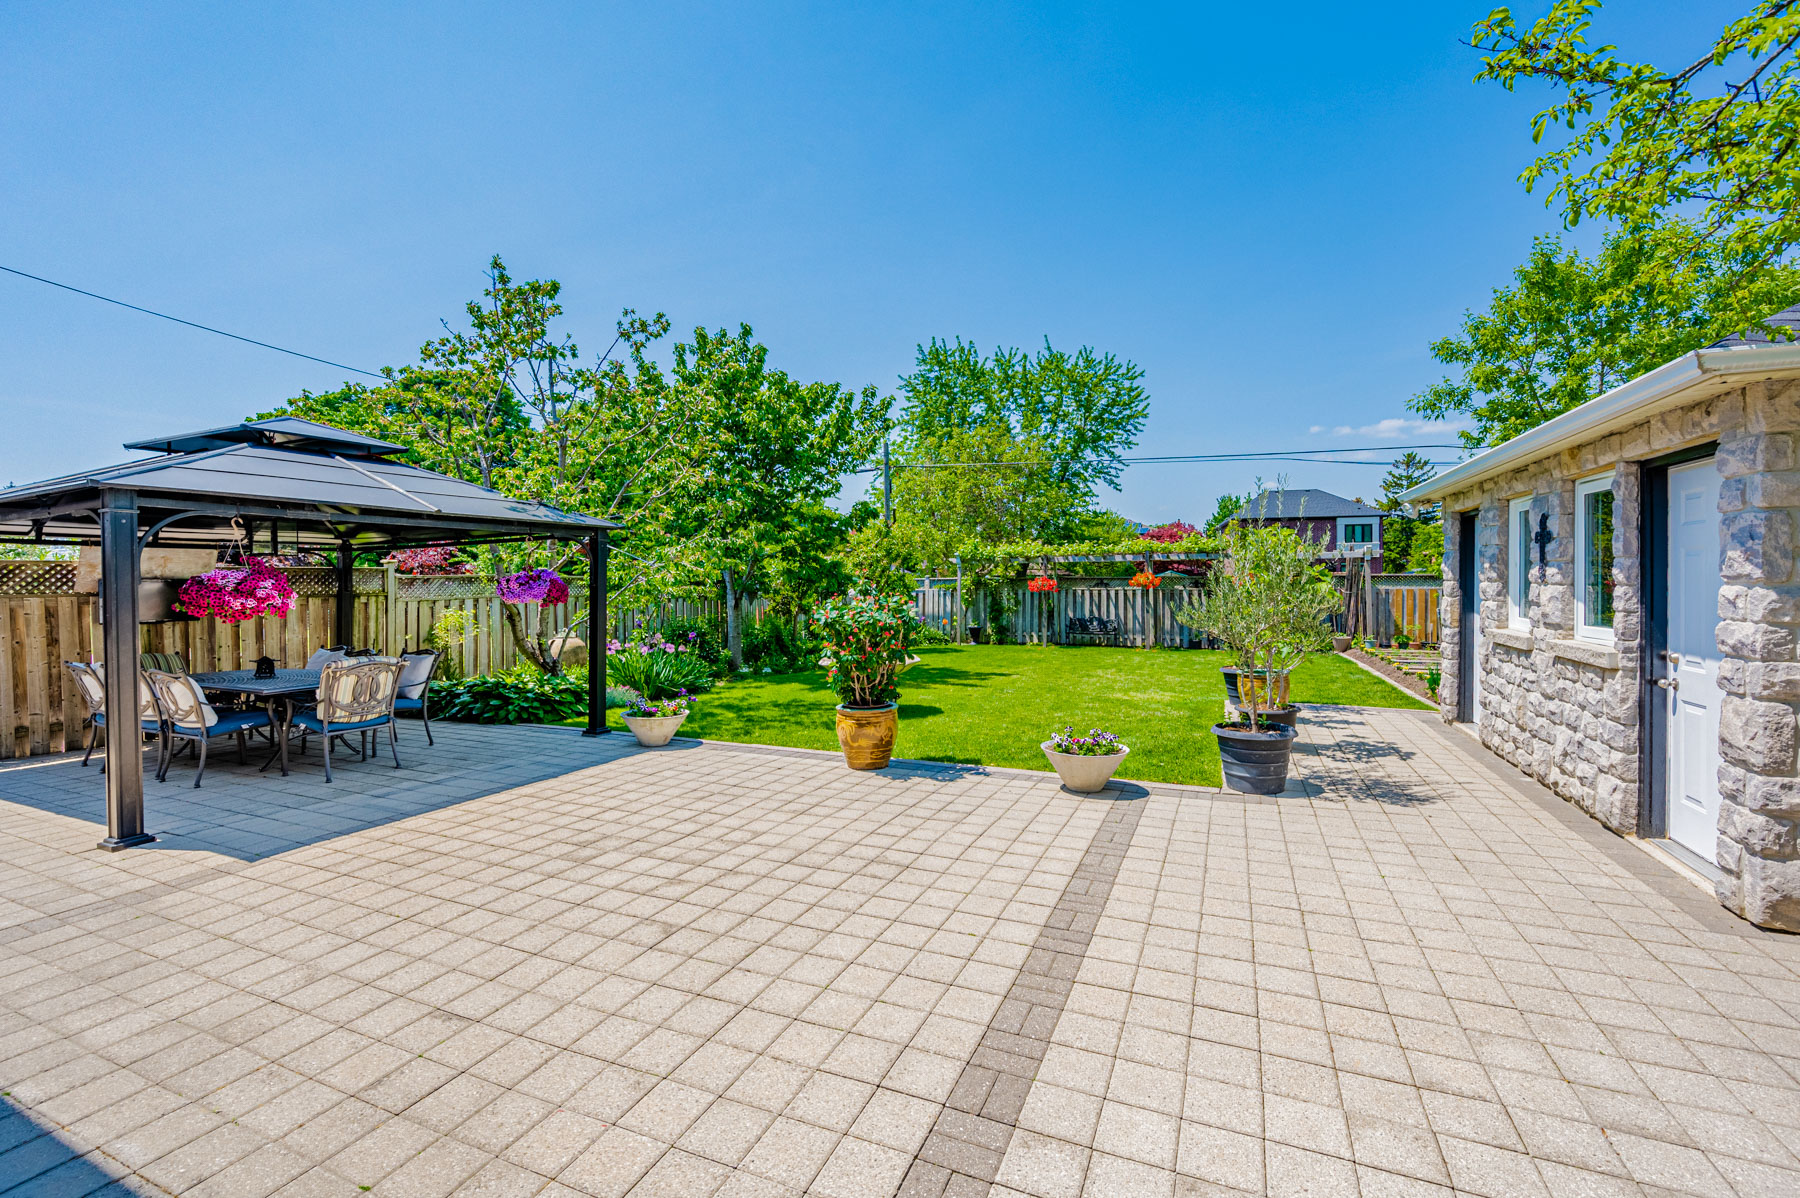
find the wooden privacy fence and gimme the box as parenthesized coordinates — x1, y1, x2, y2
(915, 582, 1210, 648)
(1371, 574, 1442, 645)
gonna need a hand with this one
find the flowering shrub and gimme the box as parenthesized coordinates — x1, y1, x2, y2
(497, 568, 570, 606)
(175, 558, 297, 623)
(1027, 575, 1059, 593)
(386, 546, 472, 574)
(1142, 520, 1199, 544)
(816, 591, 914, 708)
(1048, 726, 1125, 756)
(1129, 570, 1161, 589)
(625, 692, 691, 719)
(607, 629, 714, 699)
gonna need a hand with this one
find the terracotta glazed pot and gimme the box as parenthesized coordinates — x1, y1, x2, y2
(1221, 667, 1290, 708)
(1214, 721, 1298, 795)
(1040, 742, 1130, 793)
(836, 703, 898, 770)
(623, 711, 688, 747)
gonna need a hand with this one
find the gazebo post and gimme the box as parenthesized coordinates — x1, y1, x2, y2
(584, 533, 609, 736)
(334, 540, 354, 648)
(98, 488, 153, 851)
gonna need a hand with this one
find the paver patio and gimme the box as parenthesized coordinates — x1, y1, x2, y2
(0, 708, 1797, 1198)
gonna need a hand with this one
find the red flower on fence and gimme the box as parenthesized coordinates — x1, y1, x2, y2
(1027, 576, 1059, 593)
(1129, 570, 1161, 589)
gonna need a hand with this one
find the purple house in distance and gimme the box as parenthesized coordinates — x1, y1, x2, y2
(1231, 488, 1388, 571)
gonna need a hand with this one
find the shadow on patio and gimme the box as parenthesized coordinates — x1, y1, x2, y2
(0, 722, 654, 862)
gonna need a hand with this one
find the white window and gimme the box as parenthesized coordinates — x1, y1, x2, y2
(1507, 497, 1533, 629)
(1575, 473, 1616, 642)
(1336, 517, 1379, 549)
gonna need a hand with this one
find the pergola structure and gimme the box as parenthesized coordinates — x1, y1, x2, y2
(0, 417, 618, 851)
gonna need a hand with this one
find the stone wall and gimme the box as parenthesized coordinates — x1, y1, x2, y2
(1434, 380, 1800, 931)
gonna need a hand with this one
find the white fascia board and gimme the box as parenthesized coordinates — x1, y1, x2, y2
(1400, 344, 1800, 505)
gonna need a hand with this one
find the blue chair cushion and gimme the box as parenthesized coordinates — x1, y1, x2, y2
(93, 712, 162, 734)
(172, 710, 272, 738)
(291, 710, 391, 734)
(393, 697, 425, 713)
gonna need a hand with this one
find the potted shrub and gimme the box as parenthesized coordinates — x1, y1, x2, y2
(817, 591, 914, 770)
(1176, 502, 1342, 794)
(622, 693, 691, 747)
(1040, 725, 1129, 793)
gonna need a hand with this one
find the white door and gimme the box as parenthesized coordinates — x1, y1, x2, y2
(1664, 457, 1724, 861)
(1468, 607, 1483, 727)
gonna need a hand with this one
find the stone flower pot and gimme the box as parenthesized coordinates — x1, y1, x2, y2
(1040, 741, 1131, 793)
(623, 711, 688, 747)
(836, 703, 898, 770)
(1214, 721, 1298, 795)
(1331, 634, 1353, 652)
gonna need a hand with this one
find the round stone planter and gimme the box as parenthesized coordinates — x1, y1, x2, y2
(622, 711, 688, 747)
(1040, 741, 1131, 793)
(1213, 721, 1298, 795)
(836, 703, 898, 770)
(1331, 634, 1353, 652)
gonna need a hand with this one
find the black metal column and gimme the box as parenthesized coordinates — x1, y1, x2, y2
(584, 534, 609, 736)
(98, 489, 152, 850)
(334, 541, 354, 648)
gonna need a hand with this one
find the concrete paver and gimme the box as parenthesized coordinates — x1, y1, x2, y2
(0, 710, 1794, 1197)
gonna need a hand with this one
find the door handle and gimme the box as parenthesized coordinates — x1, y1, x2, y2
(1656, 678, 1679, 691)
(1659, 650, 1682, 666)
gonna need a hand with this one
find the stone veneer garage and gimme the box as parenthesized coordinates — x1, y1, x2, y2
(1404, 309, 1800, 931)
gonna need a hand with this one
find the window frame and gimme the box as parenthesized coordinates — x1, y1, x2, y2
(1507, 496, 1533, 630)
(1336, 516, 1379, 550)
(1574, 472, 1617, 643)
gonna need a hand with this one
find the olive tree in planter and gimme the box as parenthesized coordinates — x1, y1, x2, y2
(1177, 520, 1341, 793)
(817, 591, 915, 770)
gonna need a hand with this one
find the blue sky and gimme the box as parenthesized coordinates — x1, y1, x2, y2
(0, 1, 1742, 522)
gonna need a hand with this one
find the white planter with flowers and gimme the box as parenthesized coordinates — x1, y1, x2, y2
(1041, 726, 1130, 793)
(622, 695, 691, 747)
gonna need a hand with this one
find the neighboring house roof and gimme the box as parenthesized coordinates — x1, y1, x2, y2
(1402, 315, 1800, 505)
(1233, 489, 1385, 521)
(1708, 301, 1800, 348)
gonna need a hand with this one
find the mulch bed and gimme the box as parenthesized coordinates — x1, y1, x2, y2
(1343, 648, 1437, 704)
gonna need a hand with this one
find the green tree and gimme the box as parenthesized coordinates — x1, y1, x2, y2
(1408, 221, 1800, 446)
(664, 324, 886, 666)
(886, 424, 1089, 574)
(1380, 453, 1437, 511)
(1204, 492, 1242, 533)
(267, 256, 692, 672)
(893, 335, 1149, 502)
(1473, 1, 1800, 280)
(1408, 523, 1446, 574)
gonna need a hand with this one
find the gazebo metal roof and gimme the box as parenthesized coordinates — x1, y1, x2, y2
(0, 416, 616, 552)
(0, 416, 616, 853)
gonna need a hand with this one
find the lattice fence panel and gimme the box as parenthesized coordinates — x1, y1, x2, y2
(0, 561, 78, 596)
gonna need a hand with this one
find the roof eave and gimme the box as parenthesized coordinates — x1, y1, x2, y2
(1400, 344, 1800, 505)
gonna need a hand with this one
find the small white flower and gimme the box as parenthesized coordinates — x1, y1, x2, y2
(760, 667, 772, 674)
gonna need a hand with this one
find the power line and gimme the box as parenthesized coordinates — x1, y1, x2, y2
(849, 444, 1467, 474)
(0, 264, 387, 379)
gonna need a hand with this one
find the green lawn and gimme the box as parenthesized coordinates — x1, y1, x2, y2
(585, 644, 1428, 787)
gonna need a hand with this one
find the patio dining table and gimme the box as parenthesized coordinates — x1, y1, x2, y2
(188, 669, 320, 776)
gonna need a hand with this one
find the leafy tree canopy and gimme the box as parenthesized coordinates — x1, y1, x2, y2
(1474, 0, 1800, 279)
(1408, 220, 1800, 446)
(894, 337, 1149, 495)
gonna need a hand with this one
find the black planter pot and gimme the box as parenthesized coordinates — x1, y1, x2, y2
(1221, 667, 1242, 707)
(1257, 704, 1300, 728)
(1214, 721, 1298, 795)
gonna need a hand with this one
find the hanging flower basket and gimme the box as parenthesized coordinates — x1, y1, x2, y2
(1129, 570, 1161, 589)
(174, 558, 297, 624)
(497, 568, 570, 606)
(1027, 575, 1059, 593)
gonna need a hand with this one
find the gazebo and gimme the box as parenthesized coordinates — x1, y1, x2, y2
(0, 417, 618, 850)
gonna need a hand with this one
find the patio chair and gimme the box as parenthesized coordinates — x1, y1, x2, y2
(292, 658, 403, 783)
(140, 651, 188, 675)
(392, 650, 441, 745)
(145, 669, 274, 788)
(66, 661, 167, 775)
(305, 646, 349, 670)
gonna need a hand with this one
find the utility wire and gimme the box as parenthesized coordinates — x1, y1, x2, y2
(0, 264, 387, 379)
(849, 444, 1467, 473)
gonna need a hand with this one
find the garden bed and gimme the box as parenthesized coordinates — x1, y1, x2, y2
(1344, 647, 1437, 704)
